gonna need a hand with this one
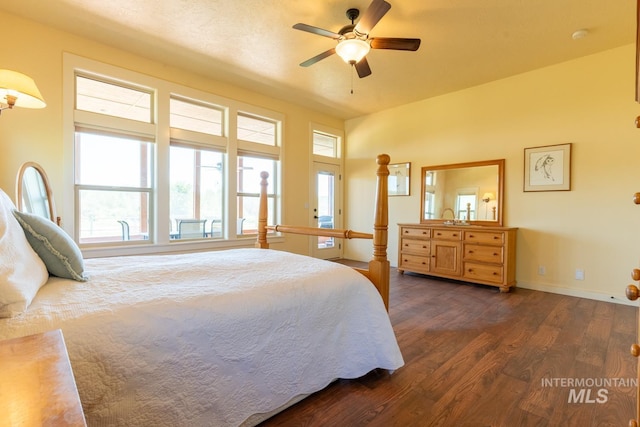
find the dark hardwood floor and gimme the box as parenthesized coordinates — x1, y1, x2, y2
(260, 263, 637, 427)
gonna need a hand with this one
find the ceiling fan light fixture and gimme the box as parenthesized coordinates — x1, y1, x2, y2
(335, 39, 370, 64)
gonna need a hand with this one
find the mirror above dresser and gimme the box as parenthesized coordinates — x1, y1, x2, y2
(403, 158, 516, 292)
(420, 159, 504, 226)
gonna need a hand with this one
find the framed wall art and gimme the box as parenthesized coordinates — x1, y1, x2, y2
(524, 143, 572, 192)
(388, 162, 411, 196)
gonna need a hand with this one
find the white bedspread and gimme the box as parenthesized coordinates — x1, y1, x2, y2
(0, 248, 403, 426)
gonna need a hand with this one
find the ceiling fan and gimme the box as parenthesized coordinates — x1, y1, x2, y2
(293, 0, 421, 78)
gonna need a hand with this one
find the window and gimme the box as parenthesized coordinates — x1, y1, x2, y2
(76, 76, 152, 123)
(169, 97, 227, 240)
(238, 113, 276, 146)
(236, 113, 280, 235)
(170, 145, 224, 239)
(456, 193, 477, 221)
(75, 130, 152, 243)
(237, 156, 277, 235)
(170, 97, 223, 136)
(423, 171, 436, 219)
(68, 56, 282, 251)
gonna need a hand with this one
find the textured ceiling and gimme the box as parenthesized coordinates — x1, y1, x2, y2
(1, 0, 636, 119)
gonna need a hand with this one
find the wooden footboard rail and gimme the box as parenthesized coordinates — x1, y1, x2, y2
(255, 154, 391, 310)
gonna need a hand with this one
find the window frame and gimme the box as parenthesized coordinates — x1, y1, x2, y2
(63, 53, 283, 257)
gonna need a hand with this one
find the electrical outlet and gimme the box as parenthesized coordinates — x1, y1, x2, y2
(538, 266, 546, 276)
(575, 269, 585, 280)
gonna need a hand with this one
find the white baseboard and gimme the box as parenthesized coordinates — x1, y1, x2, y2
(516, 281, 636, 306)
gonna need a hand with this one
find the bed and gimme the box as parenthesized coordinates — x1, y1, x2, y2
(0, 154, 402, 426)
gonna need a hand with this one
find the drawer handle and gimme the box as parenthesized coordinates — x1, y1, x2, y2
(436, 232, 441, 236)
(468, 250, 474, 254)
(423, 245, 427, 249)
(494, 236, 499, 239)
(493, 272, 498, 275)
(632, 269, 640, 281)
(453, 233, 458, 237)
(422, 231, 427, 235)
(422, 262, 426, 265)
(469, 234, 474, 238)
(632, 344, 640, 358)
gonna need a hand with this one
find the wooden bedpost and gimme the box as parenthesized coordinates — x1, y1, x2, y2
(369, 154, 391, 310)
(255, 171, 269, 249)
(255, 155, 391, 311)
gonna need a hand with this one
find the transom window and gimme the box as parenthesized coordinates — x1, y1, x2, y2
(238, 113, 276, 146)
(170, 97, 224, 136)
(313, 131, 339, 158)
(76, 76, 153, 123)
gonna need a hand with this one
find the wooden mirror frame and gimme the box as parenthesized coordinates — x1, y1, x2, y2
(420, 159, 505, 227)
(15, 161, 60, 225)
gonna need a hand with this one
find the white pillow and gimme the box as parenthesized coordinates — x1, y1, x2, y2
(0, 189, 48, 317)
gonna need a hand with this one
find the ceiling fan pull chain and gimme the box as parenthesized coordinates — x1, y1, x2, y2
(350, 64, 354, 94)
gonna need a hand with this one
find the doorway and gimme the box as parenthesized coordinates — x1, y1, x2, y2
(311, 162, 342, 259)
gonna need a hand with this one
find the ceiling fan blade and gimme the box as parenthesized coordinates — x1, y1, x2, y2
(354, 0, 391, 35)
(355, 57, 372, 78)
(293, 23, 341, 39)
(370, 37, 421, 51)
(300, 48, 336, 67)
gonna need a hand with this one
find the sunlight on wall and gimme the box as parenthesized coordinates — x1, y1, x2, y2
(345, 44, 640, 301)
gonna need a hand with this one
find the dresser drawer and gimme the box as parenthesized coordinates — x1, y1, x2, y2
(432, 228, 462, 241)
(401, 238, 430, 255)
(463, 262, 504, 284)
(401, 227, 430, 239)
(464, 230, 504, 245)
(464, 244, 503, 264)
(399, 253, 430, 272)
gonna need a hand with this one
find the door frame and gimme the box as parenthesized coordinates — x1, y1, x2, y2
(309, 123, 344, 260)
(311, 161, 343, 259)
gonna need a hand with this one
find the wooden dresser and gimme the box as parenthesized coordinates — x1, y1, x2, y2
(398, 223, 518, 292)
(0, 329, 86, 426)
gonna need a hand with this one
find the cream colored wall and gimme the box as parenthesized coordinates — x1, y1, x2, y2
(345, 44, 640, 302)
(0, 10, 344, 256)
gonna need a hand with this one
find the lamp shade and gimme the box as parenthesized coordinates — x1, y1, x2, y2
(482, 192, 494, 202)
(335, 39, 370, 64)
(0, 70, 46, 109)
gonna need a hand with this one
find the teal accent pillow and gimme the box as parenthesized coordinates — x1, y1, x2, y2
(12, 210, 87, 282)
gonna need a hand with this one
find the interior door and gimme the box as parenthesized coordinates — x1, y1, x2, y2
(311, 162, 342, 259)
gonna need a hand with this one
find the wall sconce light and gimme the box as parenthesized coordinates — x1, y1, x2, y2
(481, 192, 495, 203)
(0, 70, 46, 114)
(482, 192, 495, 220)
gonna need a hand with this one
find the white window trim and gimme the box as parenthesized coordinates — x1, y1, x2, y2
(311, 122, 343, 164)
(307, 123, 343, 255)
(63, 53, 283, 258)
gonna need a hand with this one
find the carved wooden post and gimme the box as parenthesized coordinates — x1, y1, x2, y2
(255, 171, 269, 249)
(370, 153, 390, 310)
